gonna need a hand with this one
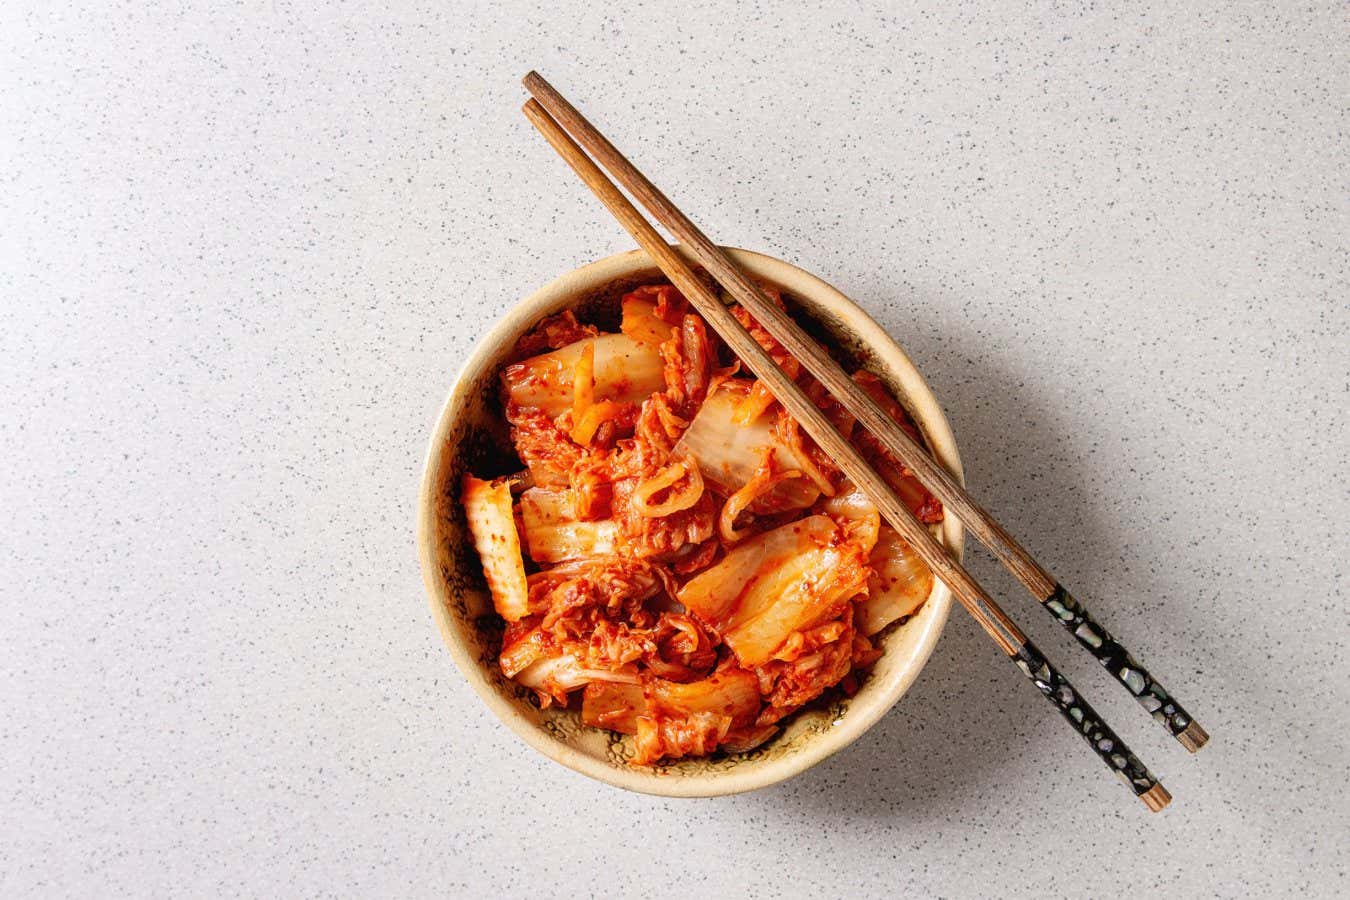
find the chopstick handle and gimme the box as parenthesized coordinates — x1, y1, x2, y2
(1046, 586, 1207, 751)
(1013, 638, 1171, 811)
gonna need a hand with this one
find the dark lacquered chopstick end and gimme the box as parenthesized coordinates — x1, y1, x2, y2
(1141, 783, 1172, 812)
(1044, 584, 1207, 752)
(1013, 640, 1167, 809)
(1178, 720, 1210, 753)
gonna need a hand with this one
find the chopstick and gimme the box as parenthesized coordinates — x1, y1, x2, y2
(521, 95, 1171, 812)
(523, 70, 1207, 756)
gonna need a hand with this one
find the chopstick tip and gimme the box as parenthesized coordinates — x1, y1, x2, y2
(1141, 783, 1171, 813)
(1178, 720, 1209, 753)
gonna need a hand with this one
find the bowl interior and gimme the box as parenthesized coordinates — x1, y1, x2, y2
(417, 247, 963, 796)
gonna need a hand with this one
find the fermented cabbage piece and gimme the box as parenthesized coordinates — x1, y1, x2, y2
(621, 289, 677, 348)
(582, 668, 762, 763)
(880, 463, 945, 525)
(678, 516, 871, 666)
(502, 625, 640, 707)
(461, 474, 530, 622)
(648, 669, 760, 724)
(640, 669, 762, 763)
(817, 484, 881, 554)
(634, 712, 729, 764)
(502, 333, 665, 417)
(673, 383, 819, 510)
(514, 654, 640, 694)
(582, 669, 761, 732)
(581, 681, 646, 733)
(856, 525, 934, 636)
(757, 631, 855, 724)
(518, 487, 618, 564)
(505, 405, 582, 488)
(852, 370, 944, 524)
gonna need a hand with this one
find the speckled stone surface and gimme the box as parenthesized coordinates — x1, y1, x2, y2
(2, 2, 1346, 896)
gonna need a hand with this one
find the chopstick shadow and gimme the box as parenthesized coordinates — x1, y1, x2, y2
(725, 294, 1193, 820)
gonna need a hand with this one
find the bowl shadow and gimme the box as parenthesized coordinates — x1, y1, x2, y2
(722, 290, 1201, 821)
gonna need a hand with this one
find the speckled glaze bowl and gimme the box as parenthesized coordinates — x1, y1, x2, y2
(417, 247, 964, 797)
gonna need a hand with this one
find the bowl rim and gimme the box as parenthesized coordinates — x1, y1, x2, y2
(417, 246, 964, 797)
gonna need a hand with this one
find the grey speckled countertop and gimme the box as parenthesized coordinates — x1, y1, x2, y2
(2, 2, 1346, 897)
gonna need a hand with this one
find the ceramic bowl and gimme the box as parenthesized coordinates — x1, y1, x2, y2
(417, 247, 964, 797)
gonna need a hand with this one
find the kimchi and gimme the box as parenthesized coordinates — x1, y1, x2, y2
(461, 285, 944, 764)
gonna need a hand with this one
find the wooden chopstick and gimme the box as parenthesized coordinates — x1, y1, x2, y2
(523, 70, 1207, 756)
(522, 95, 1171, 811)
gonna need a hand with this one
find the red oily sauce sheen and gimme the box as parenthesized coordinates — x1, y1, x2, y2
(461, 282, 942, 765)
